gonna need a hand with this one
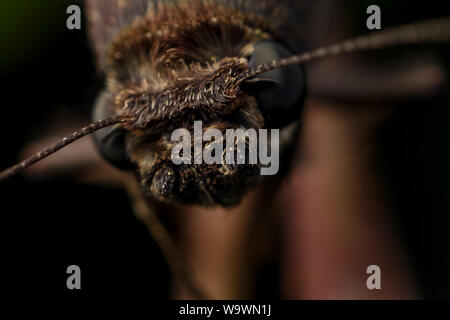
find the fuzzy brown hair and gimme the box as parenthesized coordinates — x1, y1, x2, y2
(101, 0, 276, 206)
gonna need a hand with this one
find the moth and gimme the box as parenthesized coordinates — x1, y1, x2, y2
(1, 0, 449, 208)
(1, 0, 450, 300)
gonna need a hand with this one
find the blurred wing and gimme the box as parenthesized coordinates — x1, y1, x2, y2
(86, 0, 151, 73)
(85, 0, 326, 72)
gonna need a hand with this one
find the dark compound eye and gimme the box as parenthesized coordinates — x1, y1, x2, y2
(246, 41, 306, 129)
(91, 90, 133, 170)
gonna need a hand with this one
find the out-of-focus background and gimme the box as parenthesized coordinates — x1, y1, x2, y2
(1, 0, 450, 299)
(1, 0, 170, 298)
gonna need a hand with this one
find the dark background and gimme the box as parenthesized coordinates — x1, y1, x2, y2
(0, 0, 170, 299)
(1, 0, 450, 299)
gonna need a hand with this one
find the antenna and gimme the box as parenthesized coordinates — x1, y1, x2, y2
(1, 16, 450, 182)
(0, 115, 129, 181)
(243, 16, 450, 80)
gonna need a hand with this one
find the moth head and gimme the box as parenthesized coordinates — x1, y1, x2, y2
(90, 3, 306, 206)
(94, 49, 302, 206)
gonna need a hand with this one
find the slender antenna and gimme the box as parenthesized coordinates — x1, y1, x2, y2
(242, 15, 450, 80)
(2, 16, 450, 182)
(0, 115, 129, 182)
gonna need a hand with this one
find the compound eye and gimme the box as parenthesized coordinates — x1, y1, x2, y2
(246, 41, 306, 129)
(91, 90, 133, 170)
